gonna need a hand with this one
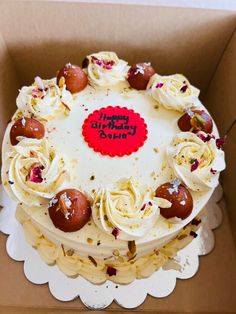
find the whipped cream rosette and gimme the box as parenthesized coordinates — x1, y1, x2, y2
(86, 51, 129, 87)
(3, 137, 70, 206)
(92, 179, 171, 240)
(147, 73, 200, 112)
(16, 77, 73, 120)
(166, 132, 225, 191)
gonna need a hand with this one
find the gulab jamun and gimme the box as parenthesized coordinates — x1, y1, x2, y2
(48, 189, 91, 232)
(178, 109, 213, 134)
(57, 63, 88, 93)
(127, 62, 155, 90)
(10, 117, 45, 146)
(155, 181, 193, 220)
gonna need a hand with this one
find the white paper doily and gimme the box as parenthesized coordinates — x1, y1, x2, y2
(0, 184, 223, 309)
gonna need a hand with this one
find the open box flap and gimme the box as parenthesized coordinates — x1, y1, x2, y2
(205, 29, 236, 243)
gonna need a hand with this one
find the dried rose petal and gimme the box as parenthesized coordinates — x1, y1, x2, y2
(180, 85, 188, 93)
(91, 56, 115, 70)
(196, 132, 215, 142)
(191, 218, 201, 226)
(156, 82, 164, 88)
(105, 65, 112, 70)
(216, 137, 226, 149)
(210, 168, 217, 174)
(106, 266, 117, 276)
(105, 60, 115, 66)
(190, 159, 199, 172)
(28, 164, 43, 183)
(140, 203, 146, 211)
(190, 230, 198, 238)
(111, 227, 120, 239)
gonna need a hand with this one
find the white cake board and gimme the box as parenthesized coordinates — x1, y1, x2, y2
(0, 184, 223, 309)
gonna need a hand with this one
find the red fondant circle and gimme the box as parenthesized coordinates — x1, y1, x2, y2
(82, 106, 148, 157)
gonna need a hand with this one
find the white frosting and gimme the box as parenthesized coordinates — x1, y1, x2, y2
(167, 132, 225, 191)
(147, 74, 200, 112)
(92, 179, 171, 240)
(18, 205, 200, 284)
(86, 51, 129, 87)
(16, 77, 73, 120)
(4, 137, 70, 206)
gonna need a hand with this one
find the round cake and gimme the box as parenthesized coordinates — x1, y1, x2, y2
(1, 51, 225, 284)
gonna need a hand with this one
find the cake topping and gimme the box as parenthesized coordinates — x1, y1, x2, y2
(178, 109, 213, 133)
(16, 77, 73, 121)
(106, 266, 117, 276)
(155, 182, 193, 220)
(127, 62, 155, 90)
(10, 117, 45, 146)
(82, 106, 148, 157)
(48, 189, 91, 232)
(85, 51, 129, 86)
(166, 132, 225, 191)
(147, 74, 200, 112)
(190, 159, 199, 172)
(92, 179, 171, 240)
(57, 63, 88, 93)
(6, 138, 70, 206)
(215, 137, 226, 149)
(26, 163, 44, 183)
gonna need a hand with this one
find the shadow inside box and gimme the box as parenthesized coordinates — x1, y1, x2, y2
(4, 6, 234, 95)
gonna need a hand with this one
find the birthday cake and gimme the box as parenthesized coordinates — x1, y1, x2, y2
(1, 51, 225, 284)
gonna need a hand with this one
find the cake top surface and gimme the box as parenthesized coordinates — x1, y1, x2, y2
(1, 51, 226, 256)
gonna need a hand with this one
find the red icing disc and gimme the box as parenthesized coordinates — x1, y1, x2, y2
(82, 106, 148, 157)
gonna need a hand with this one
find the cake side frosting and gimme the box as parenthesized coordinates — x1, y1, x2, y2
(16, 204, 201, 284)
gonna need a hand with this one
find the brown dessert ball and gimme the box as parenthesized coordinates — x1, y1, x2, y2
(48, 189, 91, 232)
(178, 109, 213, 134)
(155, 182, 193, 220)
(57, 63, 88, 93)
(10, 117, 45, 146)
(127, 63, 155, 90)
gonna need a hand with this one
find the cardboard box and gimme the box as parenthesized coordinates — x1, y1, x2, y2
(0, 1, 235, 312)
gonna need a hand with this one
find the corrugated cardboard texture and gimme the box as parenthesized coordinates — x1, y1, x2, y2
(204, 30, 236, 244)
(0, 1, 235, 312)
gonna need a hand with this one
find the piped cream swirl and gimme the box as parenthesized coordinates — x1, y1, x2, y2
(16, 77, 73, 120)
(92, 179, 171, 240)
(166, 132, 225, 191)
(86, 51, 129, 87)
(4, 137, 70, 206)
(147, 74, 200, 112)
